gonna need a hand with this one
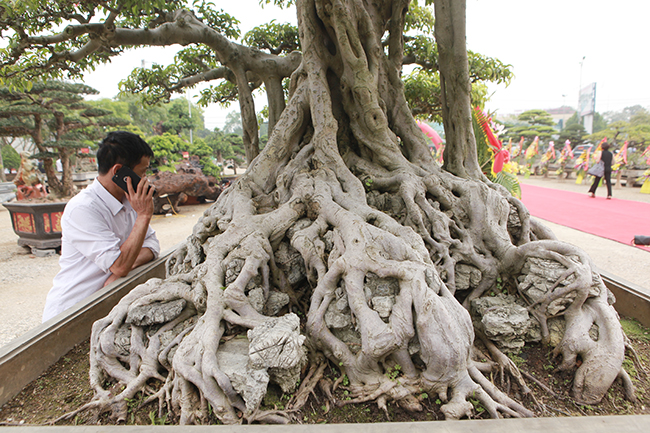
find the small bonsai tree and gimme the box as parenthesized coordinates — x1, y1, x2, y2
(0, 137, 21, 181)
(0, 81, 129, 197)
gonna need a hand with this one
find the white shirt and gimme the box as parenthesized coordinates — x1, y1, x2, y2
(42, 178, 160, 322)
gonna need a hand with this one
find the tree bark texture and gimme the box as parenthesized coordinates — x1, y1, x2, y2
(80, 0, 631, 425)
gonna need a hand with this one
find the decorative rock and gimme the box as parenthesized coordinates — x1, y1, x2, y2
(325, 302, 352, 329)
(518, 257, 601, 316)
(371, 296, 394, 319)
(264, 290, 290, 316)
(269, 346, 307, 393)
(216, 336, 269, 412)
(125, 299, 187, 326)
(455, 264, 482, 291)
(215, 315, 308, 412)
(274, 242, 307, 286)
(114, 325, 132, 357)
(248, 313, 306, 370)
(248, 287, 265, 314)
(471, 294, 535, 351)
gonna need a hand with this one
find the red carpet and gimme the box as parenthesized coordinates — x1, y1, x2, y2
(520, 183, 650, 250)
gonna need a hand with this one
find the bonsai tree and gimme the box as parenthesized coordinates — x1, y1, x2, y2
(148, 132, 187, 172)
(0, 0, 633, 424)
(0, 81, 129, 197)
(0, 136, 21, 181)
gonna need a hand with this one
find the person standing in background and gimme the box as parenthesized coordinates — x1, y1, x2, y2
(588, 142, 613, 199)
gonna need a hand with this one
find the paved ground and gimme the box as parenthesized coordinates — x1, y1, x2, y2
(0, 173, 648, 348)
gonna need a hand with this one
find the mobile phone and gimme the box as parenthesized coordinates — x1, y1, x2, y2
(112, 166, 142, 192)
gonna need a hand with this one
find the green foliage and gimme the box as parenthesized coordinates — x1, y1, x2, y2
(507, 352, 526, 367)
(148, 410, 168, 425)
(592, 112, 608, 133)
(1, 141, 20, 169)
(558, 119, 587, 146)
(604, 105, 648, 124)
(405, 1, 435, 34)
(517, 109, 555, 126)
(115, 94, 168, 136)
(193, 1, 241, 39)
(148, 132, 188, 168)
(161, 98, 204, 135)
(404, 69, 442, 121)
(494, 171, 521, 199)
(244, 20, 300, 55)
(197, 81, 240, 108)
(503, 110, 557, 142)
(385, 364, 402, 381)
(223, 111, 243, 135)
(402, 2, 511, 122)
(204, 127, 245, 163)
(472, 108, 521, 197)
(473, 107, 492, 172)
(0, 0, 513, 152)
(190, 139, 221, 178)
(469, 396, 485, 413)
(586, 107, 650, 148)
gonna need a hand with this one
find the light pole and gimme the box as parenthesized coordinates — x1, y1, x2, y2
(578, 56, 585, 124)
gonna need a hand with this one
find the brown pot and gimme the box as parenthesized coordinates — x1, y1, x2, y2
(2, 201, 67, 249)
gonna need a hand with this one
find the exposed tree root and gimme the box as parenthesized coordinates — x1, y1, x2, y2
(68, 0, 633, 425)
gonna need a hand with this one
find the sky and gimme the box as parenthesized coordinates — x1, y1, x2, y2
(79, 0, 650, 129)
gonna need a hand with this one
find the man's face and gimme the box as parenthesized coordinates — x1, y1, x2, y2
(132, 157, 151, 178)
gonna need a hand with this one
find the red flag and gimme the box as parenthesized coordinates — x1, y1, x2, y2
(474, 107, 502, 154)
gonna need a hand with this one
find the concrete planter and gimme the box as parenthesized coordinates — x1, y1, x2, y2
(2, 201, 67, 249)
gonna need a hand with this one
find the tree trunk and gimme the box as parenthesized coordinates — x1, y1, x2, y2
(0, 139, 7, 182)
(31, 114, 64, 196)
(81, 0, 630, 425)
(54, 113, 75, 197)
(435, 0, 482, 179)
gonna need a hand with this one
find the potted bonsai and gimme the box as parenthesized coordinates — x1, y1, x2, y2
(0, 80, 128, 250)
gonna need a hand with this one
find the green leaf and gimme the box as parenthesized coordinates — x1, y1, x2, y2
(494, 171, 522, 199)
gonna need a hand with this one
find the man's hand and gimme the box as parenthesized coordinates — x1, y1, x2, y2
(124, 175, 154, 218)
(109, 175, 155, 279)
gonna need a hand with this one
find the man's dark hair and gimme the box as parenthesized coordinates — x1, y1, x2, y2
(96, 131, 154, 174)
(601, 142, 610, 151)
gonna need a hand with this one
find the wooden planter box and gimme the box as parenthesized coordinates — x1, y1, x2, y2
(2, 201, 67, 249)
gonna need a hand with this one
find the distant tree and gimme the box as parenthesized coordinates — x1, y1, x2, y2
(188, 138, 220, 178)
(586, 115, 650, 149)
(565, 111, 606, 135)
(558, 123, 587, 146)
(222, 111, 243, 135)
(148, 132, 188, 171)
(603, 105, 647, 124)
(0, 81, 128, 197)
(502, 109, 556, 142)
(592, 112, 607, 133)
(161, 98, 204, 136)
(1, 137, 20, 180)
(114, 94, 169, 136)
